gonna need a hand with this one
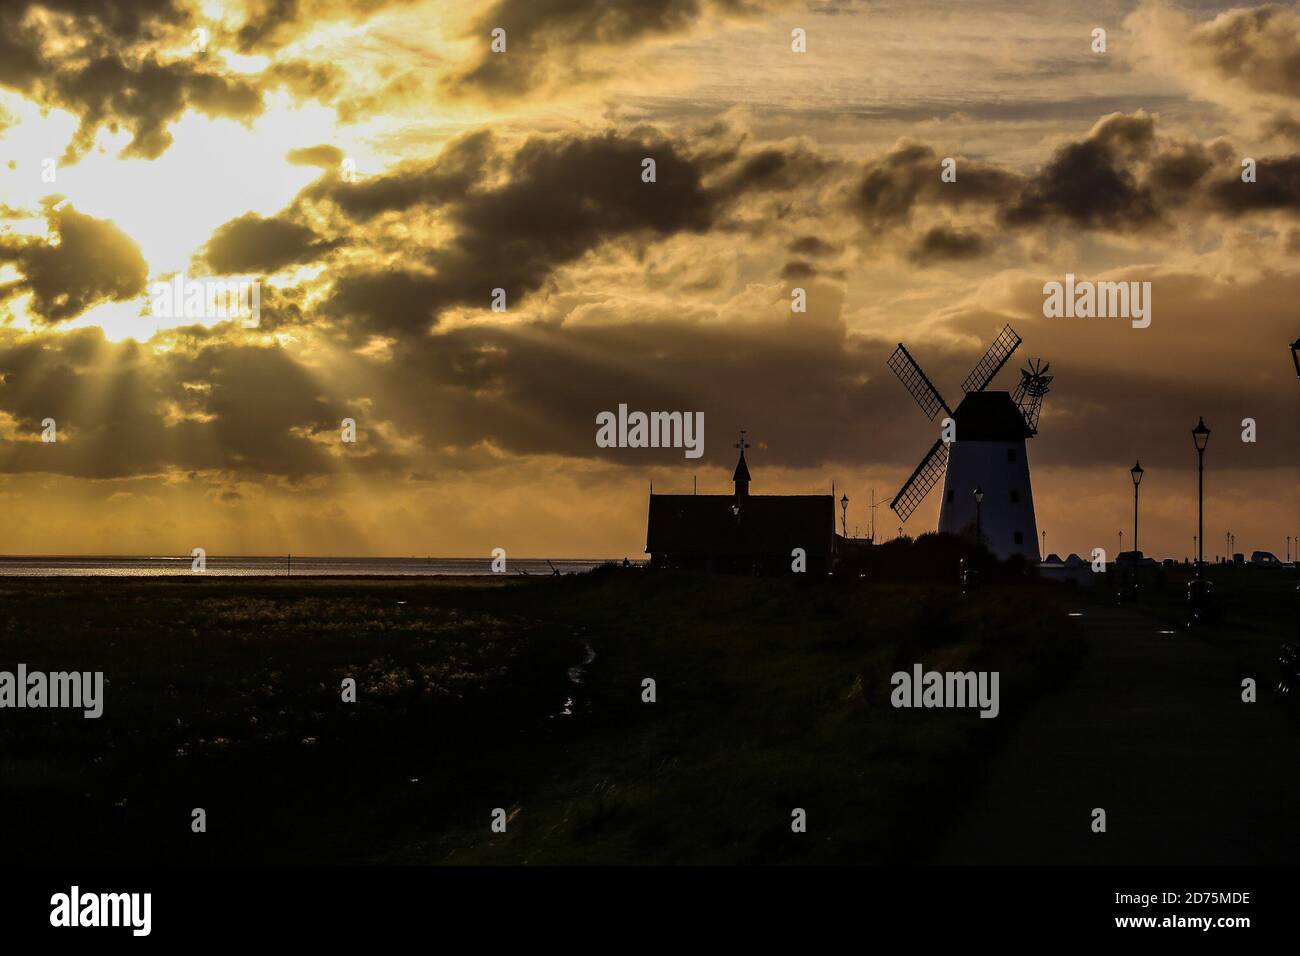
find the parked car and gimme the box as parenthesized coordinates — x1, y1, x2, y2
(1250, 551, 1281, 567)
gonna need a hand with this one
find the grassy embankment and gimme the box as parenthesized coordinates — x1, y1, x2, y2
(0, 566, 1083, 864)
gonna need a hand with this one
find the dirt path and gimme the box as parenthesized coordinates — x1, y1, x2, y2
(930, 603, 1300, 864)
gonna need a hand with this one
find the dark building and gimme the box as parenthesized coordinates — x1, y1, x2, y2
(644, 437, 835, 573)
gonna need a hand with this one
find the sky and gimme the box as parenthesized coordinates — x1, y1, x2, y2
(0, 0, 1296, 560)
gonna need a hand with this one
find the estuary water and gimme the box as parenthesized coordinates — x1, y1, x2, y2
(0, 556, 617, 577)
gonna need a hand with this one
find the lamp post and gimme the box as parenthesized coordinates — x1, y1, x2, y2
(1193, 417, 1210, 578)
(1131, 460, 1144, 594)
(973, 486, 984, 549)
(1041, 530, 1046, 561)
(840, 493, 849, 538)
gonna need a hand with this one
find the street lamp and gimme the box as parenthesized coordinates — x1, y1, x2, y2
(973, 486, 984, 548)
(840, 493, 849, 538)
(1193, 417, 1210, 577)
(1130, 460, 1144, 593)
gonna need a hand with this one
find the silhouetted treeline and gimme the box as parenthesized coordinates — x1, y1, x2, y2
(835, 532, 1032, 585)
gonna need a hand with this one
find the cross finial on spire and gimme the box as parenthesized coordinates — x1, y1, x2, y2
(735, 429, 750, 452)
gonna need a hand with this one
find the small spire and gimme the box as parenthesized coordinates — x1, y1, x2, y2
(733, 429, 751, 497)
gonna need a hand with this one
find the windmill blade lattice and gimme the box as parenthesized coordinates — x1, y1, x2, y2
(888, 344, 952, 421)
(960, 324, 1022, 394)
(1011, 358, 1053, 434)
(890, 437, 950, 521)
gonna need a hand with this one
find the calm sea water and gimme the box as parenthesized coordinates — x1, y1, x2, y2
(0, 556, 618, 577)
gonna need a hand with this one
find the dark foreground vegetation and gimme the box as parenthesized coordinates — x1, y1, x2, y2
(1, 563, 1084, 864)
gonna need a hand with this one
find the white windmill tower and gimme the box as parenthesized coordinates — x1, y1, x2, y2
(886, 324, 1053, 561)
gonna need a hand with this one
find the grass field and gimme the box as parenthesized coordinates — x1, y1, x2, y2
(0, 568, 1084, 864)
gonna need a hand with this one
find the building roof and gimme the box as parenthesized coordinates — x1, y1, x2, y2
(646, 494, 834, 556)
(953, 391, 1033, 441)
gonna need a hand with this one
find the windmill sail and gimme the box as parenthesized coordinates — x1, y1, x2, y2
(888, 344, 952, 421)
(890, 438, 949, 521)
(960, 324, 1022, 394)
(1011, 359, 1053, 434)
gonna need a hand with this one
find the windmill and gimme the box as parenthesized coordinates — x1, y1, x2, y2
(887, 324, 1052, 560)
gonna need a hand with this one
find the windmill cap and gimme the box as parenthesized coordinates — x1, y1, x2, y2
(953, 391, 1033, 440)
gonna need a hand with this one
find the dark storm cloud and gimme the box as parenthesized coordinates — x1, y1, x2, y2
(1001, 112, 1163, 230)
(0, 0, 397, 161)
(253, 127, 829, 338)
(0, 1, 273, 160)
(1186, 4, 1300, 99)
(323, 270, 442, 336)
(847, 111, 1295, 240)
(787, 235, 840, 257)
(0, 203, 147, 323)
(1206, 155, 1300, 212)
(53, 53, 263, 160)
(317, 130, 720, 334)
(850, 141, 1021, 228)
(0, 0, 186, 90)
(1144, 139, 1230, 196)
(301, 131, 499, 221)
(199, 213, 341, 274)
(712, 144, 834, 198)
(907, 226, 990, 265)
(780, 260, 819, 279)
(443, 0, 779, 101)
(286, 144, 346, 168)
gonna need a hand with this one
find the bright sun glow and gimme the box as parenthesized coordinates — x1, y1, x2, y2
(0, 90, 376, 341)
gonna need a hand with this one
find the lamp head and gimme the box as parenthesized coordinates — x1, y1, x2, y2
(1130, 460, 1144, 487)
(973, 485, 984, 504)
(1192, 417, 1210, 452)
